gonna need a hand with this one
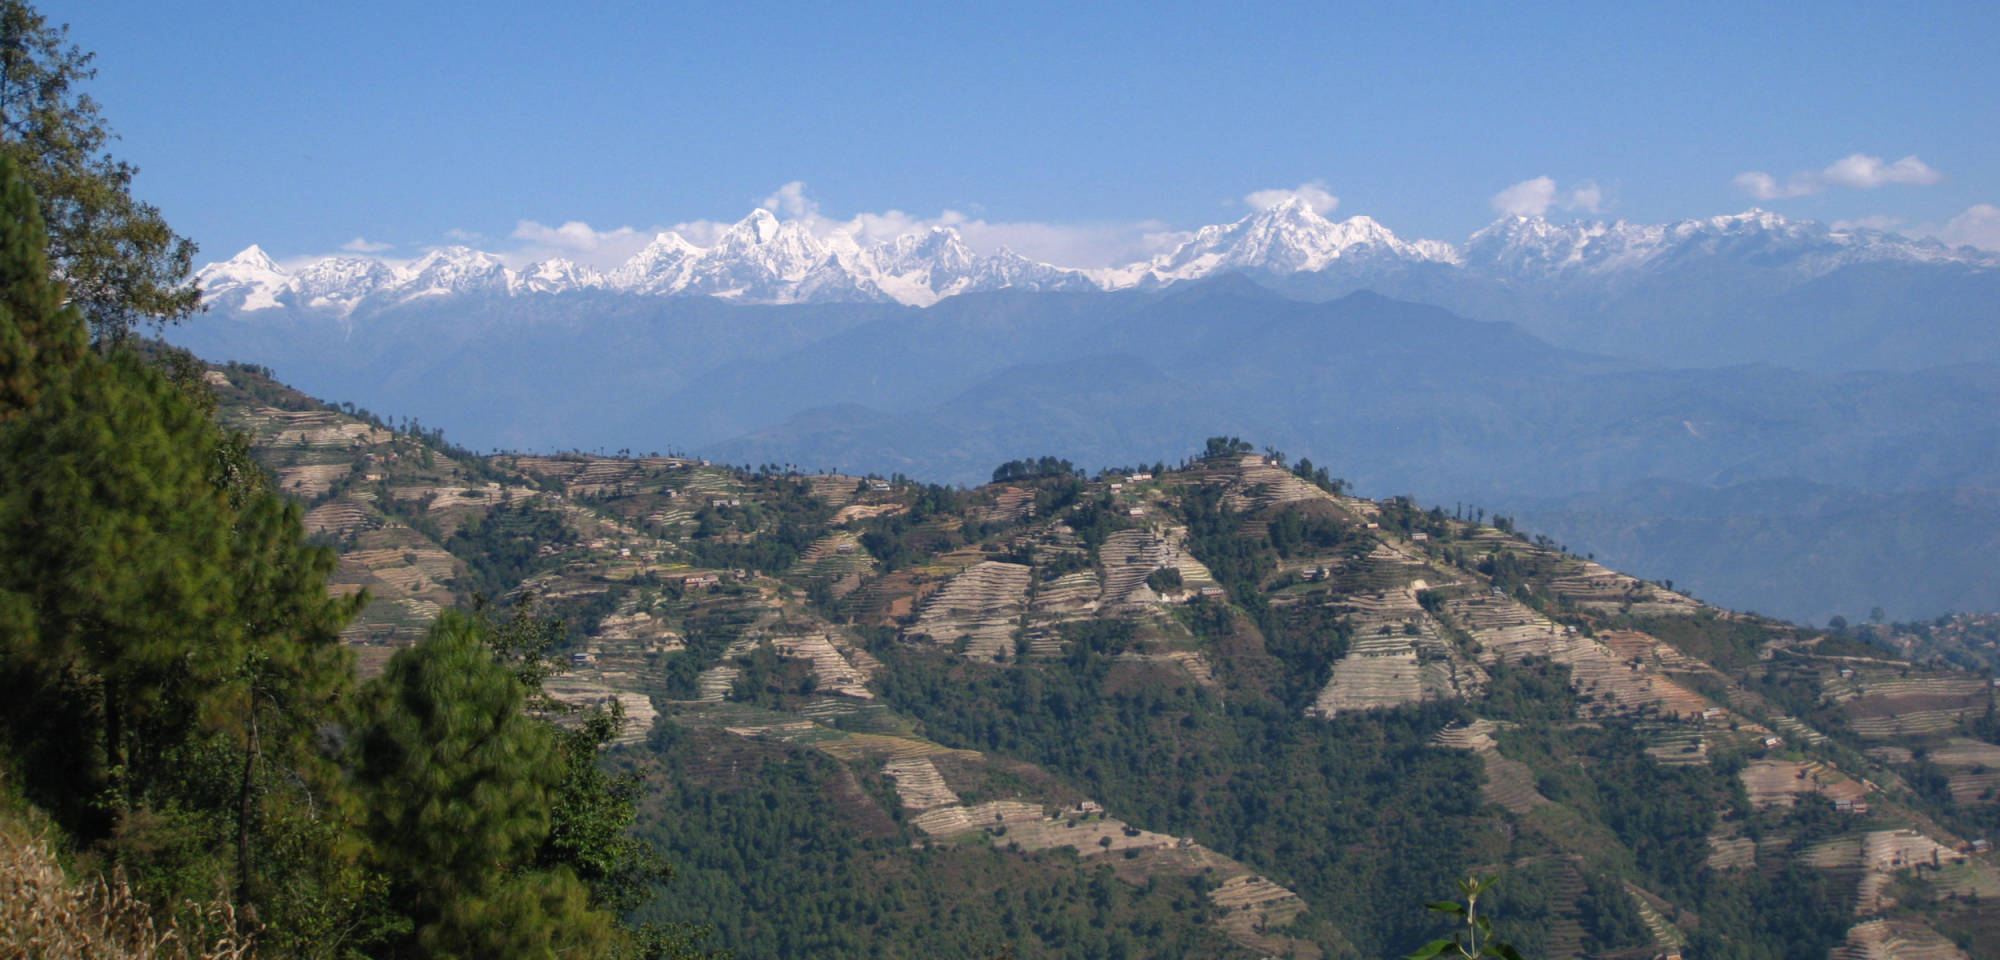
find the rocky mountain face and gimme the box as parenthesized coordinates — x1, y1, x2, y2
(209, 363, 2000, 960)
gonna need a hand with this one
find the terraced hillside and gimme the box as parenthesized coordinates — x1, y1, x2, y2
(212, 368, 2000, 959)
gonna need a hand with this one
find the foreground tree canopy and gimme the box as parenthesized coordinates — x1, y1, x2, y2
(0, 0, 200, 341)
(0, 139, 697, 955)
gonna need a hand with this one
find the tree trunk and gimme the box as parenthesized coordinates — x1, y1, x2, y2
(236, 710, 259, 907)
(102, 681, 125, 805)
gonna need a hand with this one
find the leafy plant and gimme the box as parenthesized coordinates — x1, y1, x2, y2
(1407, 875, 1526, 960)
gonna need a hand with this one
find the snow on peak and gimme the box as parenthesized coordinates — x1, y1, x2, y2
(1464, 215, 1629, 275)
(721, 208, 788, 249)
(396, 246, 511, 300)
(195, 244, 291, 310)
(689, 210, 836, 297)
(196, 199, 1996, 315)
(967, 247, 1098, 295)
(863, 226, 981, 304)
(606, 232, 702, 294)
(1134, 202, 1454, 285)
(514, 258, 604, 295)
(290, 256, 395, 311)
(227, 244, 279, 270)
(1462, 206, 1990, 283)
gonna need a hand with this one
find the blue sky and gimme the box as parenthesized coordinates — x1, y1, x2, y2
(49, 0, 2000, 267)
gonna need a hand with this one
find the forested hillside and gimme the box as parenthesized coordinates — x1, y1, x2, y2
(7, 2, 1997, 958)
(11, 231, 1998, 956)
(0, 134, 700, 955)
(194, 362, 2000, 959)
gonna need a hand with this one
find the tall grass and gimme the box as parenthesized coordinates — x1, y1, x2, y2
(0, 819, 253, 960)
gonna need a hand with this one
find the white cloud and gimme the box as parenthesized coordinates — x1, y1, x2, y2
(340, 236, 392, 253)
(1830, 214, 1906, 232)
(1488, 177, 1604, 217)
(1243, 180, 1338, 215)
(1731, 171, 1788, 201)
(1566, 180, 1604, 214)
(1923, 203, 2000, 251)
(663, 219, 735, 248)
(1823, 154, 1941, 190)
(286, 179, 1384, 276)
(1734, 153, 1942, 200)
(956, 219, 1186, 268)
(275, 252, 414, 272)
(824, 205, 1181, 267)
(1491, 177, 1558, 217)
(836, 207, 967, 246)
(509, 219, 640, 252)
(1838, 205, 2000, 253)
(506, 220, 652, 269)
(827, 199, 1183, 268)
(703, 181, 1186, 267)
(760, 180, 820, 220)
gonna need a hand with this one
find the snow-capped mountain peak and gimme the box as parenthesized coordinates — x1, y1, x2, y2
(196, 244, 291, 310)
(874, 226, 977, 273)
(603, 232, 699, 294)
(861, 226, 982, 304)
(223, 243, 279, 273)
(196, 199, 1996, 315)
(513, 258, 603, 295)
(289, 256, 396, 311)
(1461, 207, 1995, 285)
(687, 210, 837, 298)
(395, 246, 511, 301)
(715, 208, 804, 257)
(1131, 199, 1458, 286)
(735, 207, 783, 244)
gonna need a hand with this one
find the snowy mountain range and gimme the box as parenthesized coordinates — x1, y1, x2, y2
(1461, 208, 1987, 284)
(197, 207, 1101, 313)
(199, 196, 1993, 316)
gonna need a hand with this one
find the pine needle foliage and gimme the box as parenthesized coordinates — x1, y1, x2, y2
(0, 152, 368, 954)
(353, 611, 617, 959)
(0, 0, 201, 341)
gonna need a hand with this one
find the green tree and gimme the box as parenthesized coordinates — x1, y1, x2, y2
(1202, 436, 1253, 459)
(469, 600, 685, 917)
(0, 0, 199, 342)
(0, 145, 80, 415)
(0, 152, 370, 948)
(353, 610, 618, 959)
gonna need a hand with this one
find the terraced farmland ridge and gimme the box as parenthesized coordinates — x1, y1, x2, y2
(208, 364, 2000, 960)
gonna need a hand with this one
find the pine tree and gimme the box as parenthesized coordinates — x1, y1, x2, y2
(354, 610, 617, 959)
(0, 0, 200, 341)
(0, 164, 76, 419)
(0, 151, 366, 945)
